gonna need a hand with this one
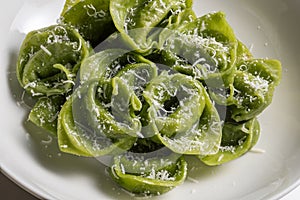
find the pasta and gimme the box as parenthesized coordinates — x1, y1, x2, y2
(16, 0, 282, 196)
(17, 24, 91, 96)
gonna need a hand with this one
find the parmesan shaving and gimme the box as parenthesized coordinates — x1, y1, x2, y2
(250, 148, 266, 153)
(40, 45, 52, 56)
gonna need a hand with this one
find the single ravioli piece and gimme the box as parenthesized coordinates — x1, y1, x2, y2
(16, 24, 91, 96)
(212, 58, 281, 122)
(143, 72, 205, 137)
(160, 11, 238, 88)
(61, 0, 116, 47)
(209, 39, 281, 122)
(156, 90, 222, 156)
(110, 152, 187, 196)
(28, 95, 65, 135)
(58, 78, 141, 157)
(200, 117, 260, 166)
(227, 59, 282, 122)
(142, 72, 222, 155)
(110, 0, 194, 54)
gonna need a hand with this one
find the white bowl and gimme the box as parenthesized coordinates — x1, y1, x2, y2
(1, 0, 299, 199)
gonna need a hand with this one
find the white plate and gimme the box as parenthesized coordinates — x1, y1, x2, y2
(1, 0, 299, 199)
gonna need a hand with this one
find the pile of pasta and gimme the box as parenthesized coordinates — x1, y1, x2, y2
(16, 0, 281, 196)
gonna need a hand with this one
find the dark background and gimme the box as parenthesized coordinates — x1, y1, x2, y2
(1, 172, 39, 200)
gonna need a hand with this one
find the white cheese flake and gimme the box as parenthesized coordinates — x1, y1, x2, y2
(250, 148, 266, 153)
(40, 44, 52, 56)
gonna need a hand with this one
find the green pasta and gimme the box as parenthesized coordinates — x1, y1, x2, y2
(162, 11, 238, 87)
(15, 0, 282, 196)
(142, 72, 222, 155)
(29, 95, 65, 135)
(200, 117, 260, 166)
(57, 79, 138, 156)
(17, 24, 91, 96)
(61, 0, 116, 47)
(110, 0, 194, 53)
(110, 152, 187, 195)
